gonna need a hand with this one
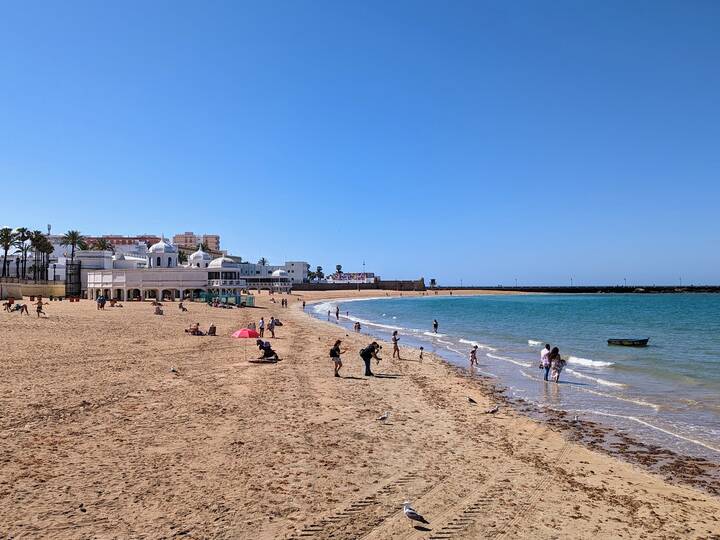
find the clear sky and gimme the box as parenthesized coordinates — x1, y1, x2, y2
(1, 1, 719, 285)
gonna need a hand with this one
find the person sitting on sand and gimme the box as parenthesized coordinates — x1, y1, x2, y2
(330, 339, 346, 377)
(185, 322, 204, 335)
(548, 347, 565, 383)
(154, 305, 164, 316)
(256, 339, 279, 360)
(207, 323, 216, 336)
(178, 302, 187, 312)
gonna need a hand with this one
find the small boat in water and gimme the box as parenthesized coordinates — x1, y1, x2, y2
(607, 338, 649, 347)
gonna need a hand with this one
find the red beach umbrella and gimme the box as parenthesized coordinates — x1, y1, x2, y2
(232, 327, 260, 361)
(232, 328, 260, 339)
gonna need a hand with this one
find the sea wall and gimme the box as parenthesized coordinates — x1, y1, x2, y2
(293, 279, 426, 292)
(0, 281, 67, 299)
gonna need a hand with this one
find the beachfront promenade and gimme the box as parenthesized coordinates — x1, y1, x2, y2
(2, 291, 719, 538)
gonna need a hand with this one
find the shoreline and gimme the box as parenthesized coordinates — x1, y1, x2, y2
(3, 292, 720, 538)
(302, 291, 720, 497)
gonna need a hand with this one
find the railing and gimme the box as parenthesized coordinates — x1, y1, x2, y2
(0, 278, 56, 285)
(209, 279, 247, 286)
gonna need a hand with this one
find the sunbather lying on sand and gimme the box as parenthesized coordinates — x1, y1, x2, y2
(185, 323, 205, 336)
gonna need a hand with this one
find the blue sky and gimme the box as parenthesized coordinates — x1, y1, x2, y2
(1, 0, 719, 285)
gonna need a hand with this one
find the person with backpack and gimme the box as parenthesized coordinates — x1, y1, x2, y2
(330, 339, 346, 377)
(359, 342, 382, 377)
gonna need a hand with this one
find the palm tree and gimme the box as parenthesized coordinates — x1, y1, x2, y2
(199, 241, 209, 252)
(61, 230, 85, 263)
(13, 227, 32, 279)
(178, 251, 188, 264)
(40, 237, 54, 281)
(93, 238, 114, 252)
(30, 231, 46, 281)
(258, 257, 268, 266)
(335, 264, 343, 275)
(316, 266, 324, 279)
(0, 227, 16, 278)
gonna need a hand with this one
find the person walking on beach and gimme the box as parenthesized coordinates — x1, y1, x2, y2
(335, 306, 340, 321)
(259, 317, 265, 338)
(540, 344, 551, 381)
(330, 339, 346, 377)
(268, 316, 276, 338)
(302, 300, 306, 310)
(36, 297, 46, 318)
(359, 342, 382, 376)
(392, 331, 401, 360)
(432, 319, 439, 333)
(470, 345, 478, 367)
(548, 347, 565, 383)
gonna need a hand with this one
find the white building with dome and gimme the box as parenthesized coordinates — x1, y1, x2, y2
(147, 237, 178, 268)
(187, 247, 212, 268)
(86, 239, 296, 301)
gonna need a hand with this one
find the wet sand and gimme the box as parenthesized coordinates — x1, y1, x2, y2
(2, 291, 719, 538)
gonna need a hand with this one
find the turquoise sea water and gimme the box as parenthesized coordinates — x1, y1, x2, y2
(313, 294, 720, 460)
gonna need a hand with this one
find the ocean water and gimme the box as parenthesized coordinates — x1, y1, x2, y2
(313, 294, 720, 461)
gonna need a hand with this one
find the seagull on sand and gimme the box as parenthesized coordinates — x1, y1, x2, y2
(403, 501, 430, 527)
(377, 411, 390, 423)
(484, 405, 499, 414)
(573, 414, 579, 422)
(467, 396, 477, 404)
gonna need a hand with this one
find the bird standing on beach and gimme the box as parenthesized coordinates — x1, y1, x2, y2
(403, 501, 430, 527)
(377, 411, 390, 423)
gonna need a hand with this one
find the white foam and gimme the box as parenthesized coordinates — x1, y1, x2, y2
(579, 410, 720, 455)
(486, 352, 532, 368)
(528, 340, 543, 347)
(423, 332, 447, 337)
(565, 368, 625, 388)
(567, 356, 614, 368)
(459, 339, 497, 351)
(582, 388, 660, 411)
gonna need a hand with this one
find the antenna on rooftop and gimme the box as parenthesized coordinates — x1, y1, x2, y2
(47, 224, 51, 235)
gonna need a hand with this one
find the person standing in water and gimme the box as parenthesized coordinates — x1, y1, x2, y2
(548, 347, 565, 383)
(335, 306, 340, 321)
(432, 319, 439, 333)
(540, 343, 551, 381)
(392, 330, 401, 359)
(469, 345, 478, 367)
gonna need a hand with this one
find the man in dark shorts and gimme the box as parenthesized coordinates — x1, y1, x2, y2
(359, 342, 382, 377)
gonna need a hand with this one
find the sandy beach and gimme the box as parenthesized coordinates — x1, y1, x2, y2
(2, 291, 719, 539)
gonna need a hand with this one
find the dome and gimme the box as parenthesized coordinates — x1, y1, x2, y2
(149, 238, 177, 253)
(208, 256, 238, 269)
(189, 248, 212, 261)
(272, 269, 289, 277)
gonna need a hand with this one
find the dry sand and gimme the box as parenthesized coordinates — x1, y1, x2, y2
(2, 291, 719, 539)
